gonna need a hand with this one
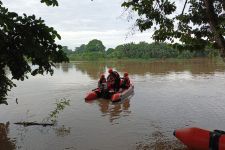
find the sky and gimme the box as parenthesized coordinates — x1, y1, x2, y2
(2, 0, 153, 50)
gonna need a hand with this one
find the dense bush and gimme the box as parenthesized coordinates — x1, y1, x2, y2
(62, 39, 218, 61)
(69, 51, 106, 61)
(108, 42, 179, 59)
(177, 51, 194, 59)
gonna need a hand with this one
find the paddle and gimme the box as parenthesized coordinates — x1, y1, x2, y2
(92, 88, 99, 91)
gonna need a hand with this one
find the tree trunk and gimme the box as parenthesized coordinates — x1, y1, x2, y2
(204, 0, 225, 58)
(223, 1, 225, 11)
(14, 122, 54, 127)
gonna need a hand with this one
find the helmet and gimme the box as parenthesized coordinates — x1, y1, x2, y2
(108, 68, 113, 73)
(100, 74, 105, 78)
(124, 72, 128, 77)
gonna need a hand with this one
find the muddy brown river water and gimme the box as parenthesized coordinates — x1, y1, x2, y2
(1, 58, 225, 150)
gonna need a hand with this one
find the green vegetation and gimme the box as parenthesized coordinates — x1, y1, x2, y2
(1, 0, 224, 101)
(121, 0, 225, 58)
(62, 39, 219, 61)
(44, 98, 70, 124)
(67, 39, 106, 60)
(15, 98, 71, 126)
(107, 42, 179, 59)
(0, 0, 68, 102)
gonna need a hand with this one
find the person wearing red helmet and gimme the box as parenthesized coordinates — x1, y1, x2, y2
(98, 74, 107, 90)
(121, 72, 130, 89)
(107, 68, 120, 92)
(97, 74, 108, 98)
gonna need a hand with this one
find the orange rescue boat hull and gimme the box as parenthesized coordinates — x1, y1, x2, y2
(111, 84, 134, 102)
(85, 84, 134, 102)
(85, 89, 100, 101)
(174, 127, 225, 150)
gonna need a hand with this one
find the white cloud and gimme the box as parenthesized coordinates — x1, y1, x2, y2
(2, 0, 154, 49)
(58, 30, 153, 49)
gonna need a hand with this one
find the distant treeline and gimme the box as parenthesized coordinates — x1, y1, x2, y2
(62, 39, 220, 61)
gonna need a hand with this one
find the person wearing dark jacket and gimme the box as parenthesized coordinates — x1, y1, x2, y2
(98, 74, 107, 90)
(98, 74, 108, 98)
(121, 72, 130, 89)
(107, 68, 120, 92)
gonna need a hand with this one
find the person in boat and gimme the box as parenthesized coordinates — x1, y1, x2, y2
(98, 74, 107, 91)
(121, 72, 130, 89)
(107, 68, 120, 92)
(97, 74, 108, 98)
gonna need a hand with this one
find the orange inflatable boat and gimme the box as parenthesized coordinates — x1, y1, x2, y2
(174, 127, 225, 150)
(85, 84, 134, 102)
(111, 84, 134, 102)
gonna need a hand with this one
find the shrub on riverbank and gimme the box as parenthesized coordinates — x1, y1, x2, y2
(63, 40, 219, 61)
(69, 51, 106, 61)
(178, 50, 194, 59)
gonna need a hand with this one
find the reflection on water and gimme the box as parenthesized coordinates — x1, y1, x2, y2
(54, 125, 71, 137)
(106, 59, 225, 76)
(74, 62, 106, 79)
(96, 99, 131, 123)
(56, 58, 225, 80)
(0, 122, 16, 150)
(14, 123, 72, 150)
(2, 58, 225, 150)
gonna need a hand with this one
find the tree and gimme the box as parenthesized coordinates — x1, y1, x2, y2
(122, 0, 225, 58)
(0, 0, 68, 103)
(62, 46, 73, 55)
(75, 44, 86, 53)
(109, 42, 179, 59)
(106, 48, 115, 55)
(86, 39, 106, 52)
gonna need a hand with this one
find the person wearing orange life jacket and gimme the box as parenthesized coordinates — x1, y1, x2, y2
(107, 68, 120, 92)
(121, 72, 130, 89)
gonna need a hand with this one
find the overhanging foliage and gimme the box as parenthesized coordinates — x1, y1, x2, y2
(0, 0, 68, 102)
(122, 0, 225, 55)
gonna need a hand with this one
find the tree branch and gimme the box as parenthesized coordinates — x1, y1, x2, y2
(223, 0, 225, 11)
(181, 0, 188, 15)
(14, 122, 54, 127)
(204, 0, 225, 57)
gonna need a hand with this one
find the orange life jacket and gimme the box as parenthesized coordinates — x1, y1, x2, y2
(121, 76, 130, 88)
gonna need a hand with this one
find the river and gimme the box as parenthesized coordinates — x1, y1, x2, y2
(1, 58, 225, 150)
